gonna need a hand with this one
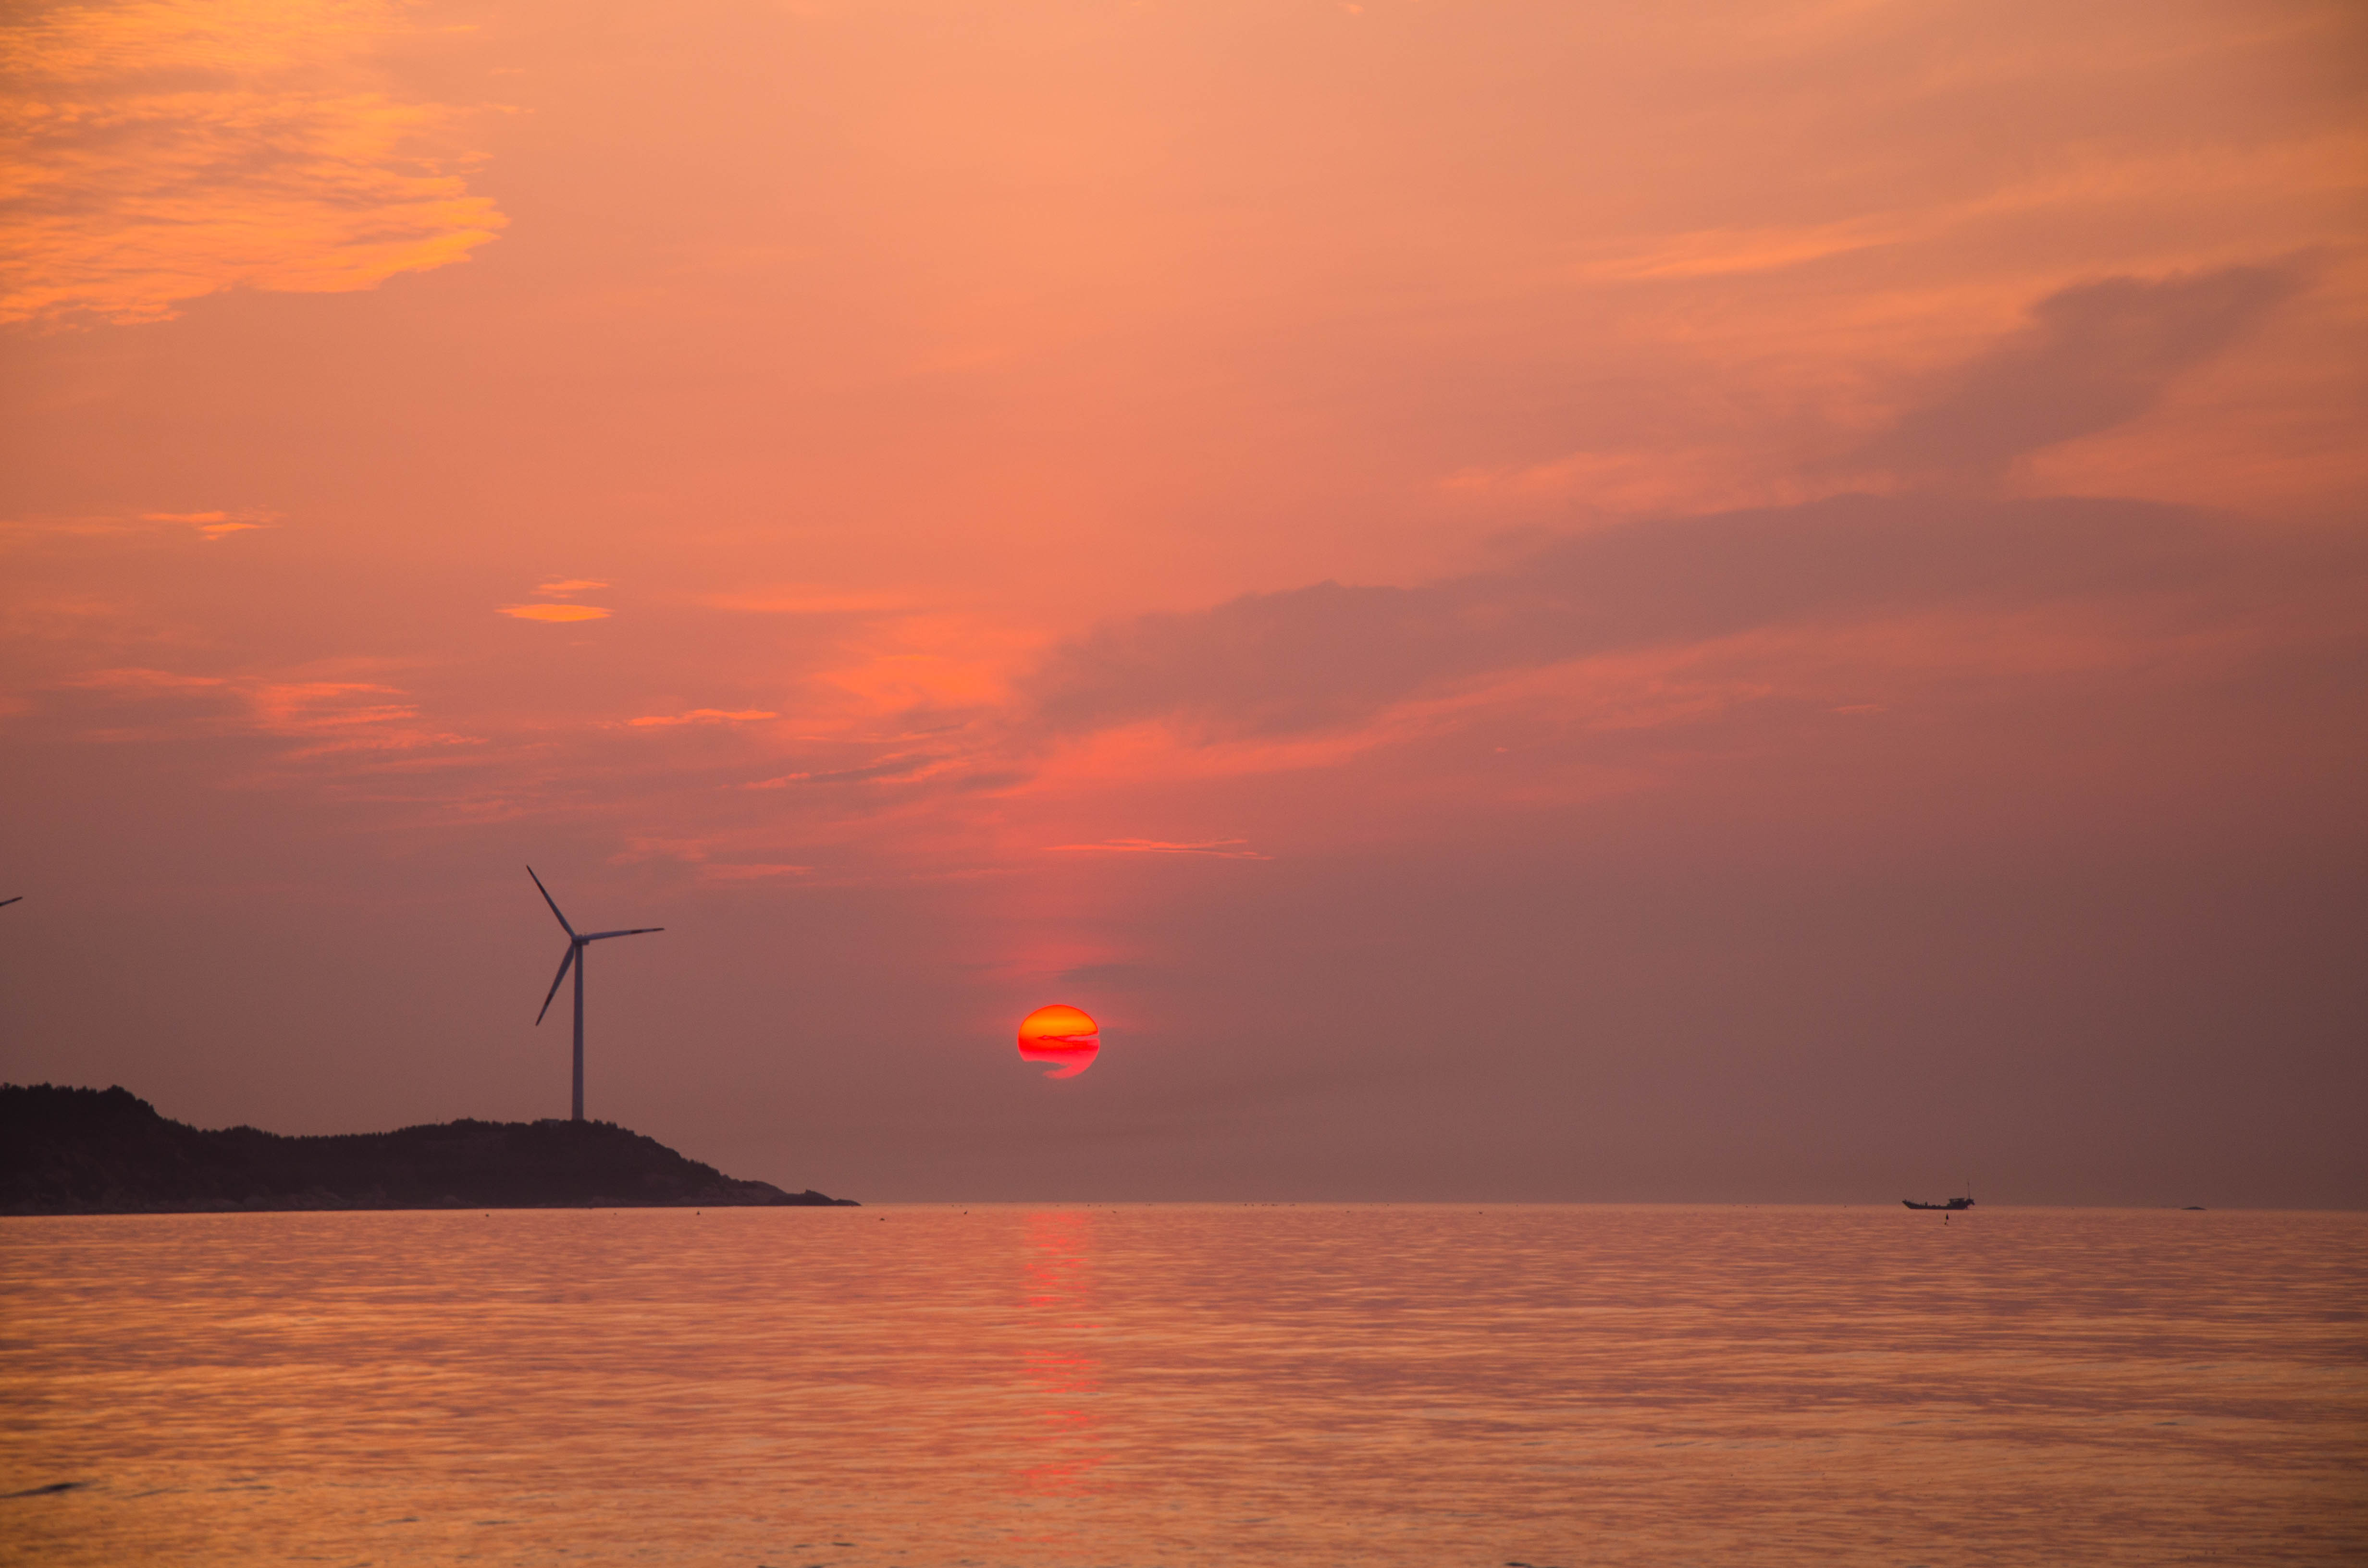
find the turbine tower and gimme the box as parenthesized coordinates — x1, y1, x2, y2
(528, 867, 663, 1122)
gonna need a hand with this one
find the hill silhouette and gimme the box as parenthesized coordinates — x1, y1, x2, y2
(1, 1084, 855, 1213)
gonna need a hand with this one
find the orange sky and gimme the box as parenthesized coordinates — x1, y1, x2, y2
(3, 0, 2364, 1202)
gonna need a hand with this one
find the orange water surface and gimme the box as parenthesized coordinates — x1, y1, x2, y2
(1, 1205, 2362, 1565)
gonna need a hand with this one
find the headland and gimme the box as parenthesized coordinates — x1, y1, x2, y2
(1, 1083, 856, 1214)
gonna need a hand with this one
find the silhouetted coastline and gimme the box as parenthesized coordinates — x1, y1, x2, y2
(0, 1084, 856, 1214)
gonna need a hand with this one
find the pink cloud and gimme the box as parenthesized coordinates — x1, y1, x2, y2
(698, 863, 814, 882)
(499, 604, 610, 623)
(1047, 838, 1271, 860)
(139, 510, 277, 539)
(626, 709, 778, 728)
(3, 0, 506, 326)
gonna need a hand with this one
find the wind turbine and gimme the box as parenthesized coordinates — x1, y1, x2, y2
(528, 867, 662, 1122)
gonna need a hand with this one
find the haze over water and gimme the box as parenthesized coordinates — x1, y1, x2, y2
(3, 1205, 2361, 1565)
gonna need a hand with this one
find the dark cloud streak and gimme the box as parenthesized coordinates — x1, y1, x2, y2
(1018, 494, 2273, 742)
(1856, 264, 2305, 485)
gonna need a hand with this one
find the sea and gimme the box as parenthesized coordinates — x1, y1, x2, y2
(1, 1204, 2361, 1566)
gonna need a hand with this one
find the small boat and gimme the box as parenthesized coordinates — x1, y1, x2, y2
(1903, 1196, 1973, 1211)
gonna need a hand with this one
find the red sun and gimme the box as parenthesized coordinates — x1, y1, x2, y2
(1018, 1004, 1100, 1079)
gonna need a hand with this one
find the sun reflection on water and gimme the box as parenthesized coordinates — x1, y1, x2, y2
(1013, 1209, 1105, 1508)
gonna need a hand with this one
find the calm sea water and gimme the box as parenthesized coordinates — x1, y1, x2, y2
(1, 1205, 2361, 1566)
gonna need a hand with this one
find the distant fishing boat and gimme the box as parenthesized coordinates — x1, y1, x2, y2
(1904, 1183, 1975, 1212)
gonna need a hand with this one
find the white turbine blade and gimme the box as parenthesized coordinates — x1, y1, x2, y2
(535, 944, 578, 1025)
(526, 865, 576, 937)
(584, 926, 664, 941)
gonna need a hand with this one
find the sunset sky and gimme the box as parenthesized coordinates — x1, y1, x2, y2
(3, 0, 2363, 1203)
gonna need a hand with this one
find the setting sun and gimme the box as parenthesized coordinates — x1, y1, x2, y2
(1018, 1004, 1100, 1080)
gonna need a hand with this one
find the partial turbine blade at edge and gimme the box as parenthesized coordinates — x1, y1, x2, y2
(526, 865, 577, 937)
(535, 944, 578, 1025)
(583, 927, 665, 941)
